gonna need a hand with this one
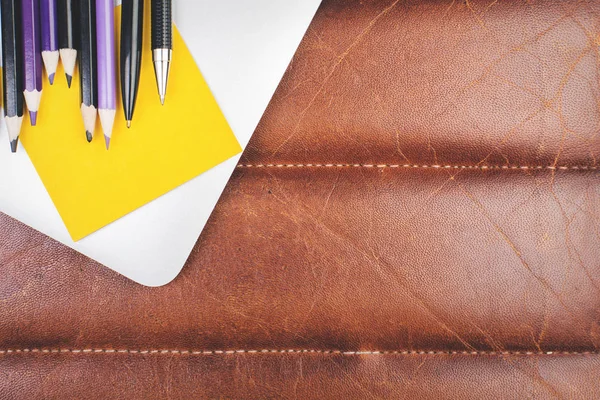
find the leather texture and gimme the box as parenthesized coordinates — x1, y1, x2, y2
(1, 0, 600, 398)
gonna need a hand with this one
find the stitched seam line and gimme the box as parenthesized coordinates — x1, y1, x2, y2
(0, 349, 597, 356)
(236, 163, 598, 171)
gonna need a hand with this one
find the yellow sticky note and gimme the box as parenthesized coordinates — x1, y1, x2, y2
(19, 5, 242, 241)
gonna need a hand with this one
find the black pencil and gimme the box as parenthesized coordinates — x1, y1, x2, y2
(57, 0, 77, 87)
(78, 0, 97, 142)
(151, 0, 172, 105)
(121, 0, 144, 128)
(1, 0, 24, 152)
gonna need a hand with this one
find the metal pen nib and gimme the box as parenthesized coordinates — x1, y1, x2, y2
(153, 48, 171, 105)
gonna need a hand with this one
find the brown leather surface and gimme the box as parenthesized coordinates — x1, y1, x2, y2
(1, 0, 600, 398)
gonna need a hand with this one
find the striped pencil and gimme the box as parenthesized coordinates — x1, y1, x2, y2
(96, 0, 116, 149)
(40, 0, 59, 84)
(1, 0, 24, 152)
(21, 0, 43, 125)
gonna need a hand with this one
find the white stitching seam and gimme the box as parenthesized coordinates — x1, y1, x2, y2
(0, 349, 597, 356)
(236, 163, 598, 170)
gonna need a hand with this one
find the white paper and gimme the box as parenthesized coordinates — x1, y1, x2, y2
(0, 0, 321, 286)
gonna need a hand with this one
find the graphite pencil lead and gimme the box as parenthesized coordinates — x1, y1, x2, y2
(59, 48, 77, 87)
(10, 138, 18, 153)
(98, 109, 116, 149)
(29, 111, 38, 126)
(80, 104, 97, 141)
(24, 89, 42, 125)
(5, 117, 24, 150)
(41, 50, 59, 85)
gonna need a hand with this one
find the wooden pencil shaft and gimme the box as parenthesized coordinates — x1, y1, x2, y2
(121, 0, 144, 122)
(57, 0, 76, 50)
(40, 0, 59, 52)
(21, 0, 43, 93)
(1, 0, 24, 118)
(78, 0, 97, 107)
(96, 0, 116, 111)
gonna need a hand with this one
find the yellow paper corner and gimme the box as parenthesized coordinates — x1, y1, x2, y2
(20, 4, 242, 241)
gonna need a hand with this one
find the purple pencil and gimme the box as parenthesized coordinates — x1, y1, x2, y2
(22, 0, 43, 125)
(96, 0, 116, 149)
(40, 0, 59, 85)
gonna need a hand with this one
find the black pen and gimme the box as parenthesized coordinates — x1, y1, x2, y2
(1, 0, 24, 152)
(151, 0, 172, 105)
(57, 0, 77, 87)
(121, 0, 144, 128)
(78, 0, 97, 142)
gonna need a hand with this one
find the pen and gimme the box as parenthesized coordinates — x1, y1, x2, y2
(21, 0, 43, 126)
(96, 0, 116, 149)
(78, 0, 97, 142)
(151, 0, 172, 105)
(121, 0, 143, 128)
(40, 0, 59, 84)
(57, 0, 77, 87)
(1, 0, 24, 152)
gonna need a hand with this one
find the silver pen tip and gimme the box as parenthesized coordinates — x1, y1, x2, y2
(153, 49, 172, 107)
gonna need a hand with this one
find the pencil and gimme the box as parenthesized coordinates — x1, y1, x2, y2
(57, 0, 77, 87)
(120, 0, 144, 128)
(96, 0, 116, 149)
(21, 0, 43, 126)
(40, 0, 58, 84)
(78, 0, 97, 142)
(151, 0, 172, 105)
(1, 0, 24, 152)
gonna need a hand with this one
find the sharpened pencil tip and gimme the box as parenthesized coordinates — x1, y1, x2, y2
(86, 131, 93, 143)
(29, 111, 37, 126)
(48, 73, 55, 85)
(160, 96, 165, 106)
(66, 74, 72, 88)
(10, 138, 18, 153)
(127, 120, 131, 128)
(104, 135, 111, 150)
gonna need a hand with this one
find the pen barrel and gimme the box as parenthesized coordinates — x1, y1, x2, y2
(151, 0, 172, 50)
(120, 0, 144, 121)
(78, 0, 97, 107)
(1, 0, 24, 117)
